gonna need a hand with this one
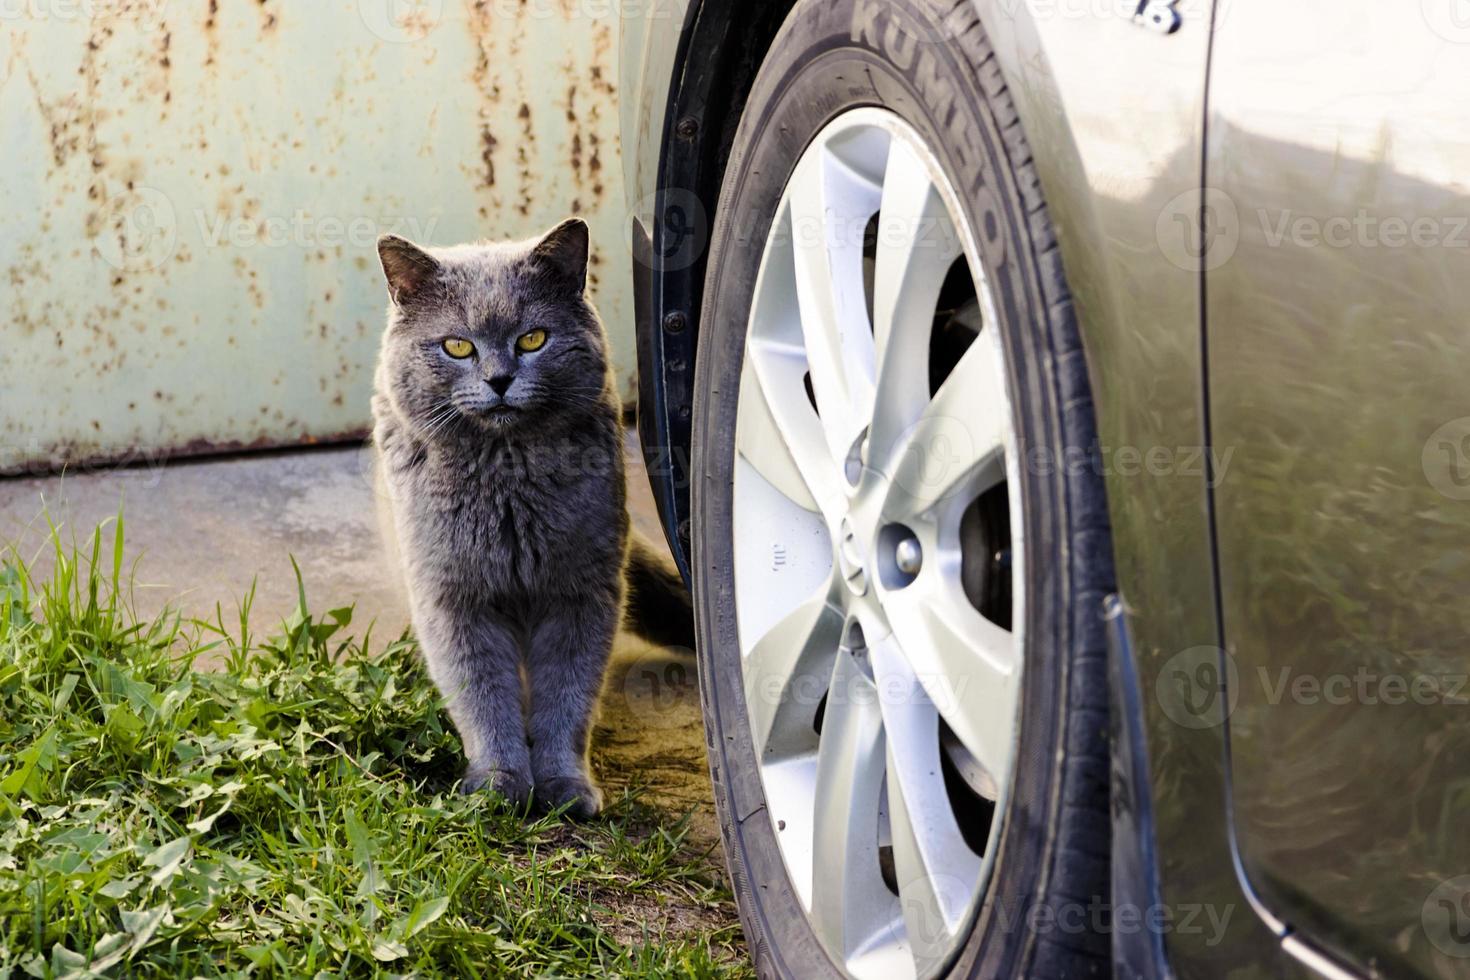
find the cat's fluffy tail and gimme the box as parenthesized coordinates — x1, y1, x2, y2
(623, 532, 695, 652)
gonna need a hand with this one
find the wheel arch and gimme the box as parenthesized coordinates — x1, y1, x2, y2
(632, 0, 797, 579)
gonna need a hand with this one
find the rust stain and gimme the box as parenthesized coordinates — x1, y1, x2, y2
(0, 427, 372, 480)
(588, 64, 614, 98)
(562, 32, 615, 210)
(467, 0, 505, 214)
(24, 58, 86, 169)
(204, 0, 220, 67)
(479, 125, 499, 189)
(154, 30, 172, 109)
(516, 101, 535, 217)
(567, 73, 585, 210)
(587, 132, 605, 203)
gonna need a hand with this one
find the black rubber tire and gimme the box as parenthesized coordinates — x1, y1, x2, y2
(689, 1, 1117, 977)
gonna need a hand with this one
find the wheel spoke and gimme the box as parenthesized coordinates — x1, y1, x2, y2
(870, 635, 982, 971)
(810, 651, 894, 966)
(743, 581, 846, 761)
(788, 150, 880, 468)
(869, 141, 963, 473)
(882, 327, 1010, 518)
(738, 349, 846, 524)
(882, 567, 1018, 795)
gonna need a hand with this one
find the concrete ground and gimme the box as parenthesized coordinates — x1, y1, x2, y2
(0, 436, 716, 844)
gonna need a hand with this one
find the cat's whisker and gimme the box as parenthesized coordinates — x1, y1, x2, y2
(417, 404, 465, 441)
(423, 410, 463, 440)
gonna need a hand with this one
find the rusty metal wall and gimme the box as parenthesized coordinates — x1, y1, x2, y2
(0, 0, 629, 474)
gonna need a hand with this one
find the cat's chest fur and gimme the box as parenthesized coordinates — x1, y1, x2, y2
(384, 423, 626, 608)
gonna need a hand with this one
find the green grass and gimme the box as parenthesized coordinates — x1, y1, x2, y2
(0, 515, 747, 978)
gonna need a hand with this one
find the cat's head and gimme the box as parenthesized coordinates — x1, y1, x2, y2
(374, 218, 608, 437)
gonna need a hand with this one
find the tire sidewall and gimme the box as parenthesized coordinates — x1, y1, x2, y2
(693, 2, 1080, 976)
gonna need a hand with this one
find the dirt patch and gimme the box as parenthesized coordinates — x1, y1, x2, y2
(595, 637, 720, 853)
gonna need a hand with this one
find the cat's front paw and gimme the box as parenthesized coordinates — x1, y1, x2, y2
(535, 774, 603, 820)
(461, 765, 533, 807)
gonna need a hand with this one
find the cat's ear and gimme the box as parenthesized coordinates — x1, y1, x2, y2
(377, 235, 440, 305)
(530, 217, 589, 292)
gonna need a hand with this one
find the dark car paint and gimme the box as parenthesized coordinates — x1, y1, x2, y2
(1107, 595, 1177, 980)
(620, 2, 1468, 977)
(1204, 3, 1470, 976)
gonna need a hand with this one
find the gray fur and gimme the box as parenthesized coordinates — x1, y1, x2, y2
(370, 218, 629, 818)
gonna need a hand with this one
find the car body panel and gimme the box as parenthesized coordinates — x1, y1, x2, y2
(619, 0, 692, 232)
(1205, 2, 1470, 974)
(620, 1, 692, 575)
(977, 2, 1288, 975)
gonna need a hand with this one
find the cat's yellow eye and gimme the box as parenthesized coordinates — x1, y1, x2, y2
(442, 337, 475, 359)
(516, 329, 548, 353)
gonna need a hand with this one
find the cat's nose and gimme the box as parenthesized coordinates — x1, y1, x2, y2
(487, 375, 514, 397)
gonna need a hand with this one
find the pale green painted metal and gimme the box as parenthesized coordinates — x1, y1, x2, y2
(0, 0, 632, 473)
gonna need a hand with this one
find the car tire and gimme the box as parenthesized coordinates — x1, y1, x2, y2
(690, 1, 1117, 977)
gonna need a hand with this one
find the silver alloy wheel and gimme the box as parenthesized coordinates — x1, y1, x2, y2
(731, 108, 1025, 980)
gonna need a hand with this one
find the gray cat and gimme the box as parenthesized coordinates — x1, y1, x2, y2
(370, 218, 692, 818)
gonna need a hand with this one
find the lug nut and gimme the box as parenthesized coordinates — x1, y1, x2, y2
(895, 537, 923, 575)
